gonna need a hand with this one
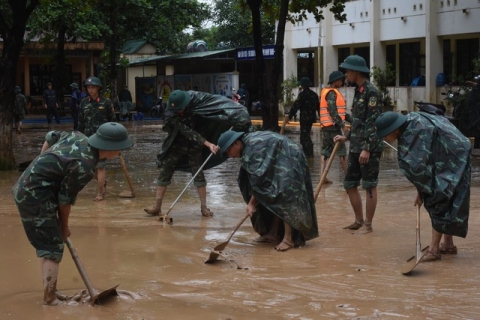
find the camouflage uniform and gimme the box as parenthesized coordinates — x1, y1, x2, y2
(156, 116, 207, 187)
(14, 91, 26, 122)
(70, 88, 82, 130)
(288, 88, 320, 158)
(321, 90, 347, 158)
(78, 96, 116, 137)
(344, 81, 383, 190)
(237, 131, 319, 247)
(12, 131, 98, 262)
(43, 88, 60, 124)
(398, 112, 471, 237)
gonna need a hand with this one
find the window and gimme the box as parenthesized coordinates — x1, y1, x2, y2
(456, 38, 479, 81)
(399, 42, 421, 86)
(297, 51, 315, 86)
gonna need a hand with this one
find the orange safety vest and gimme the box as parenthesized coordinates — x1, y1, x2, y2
(320, 88, 346, 127)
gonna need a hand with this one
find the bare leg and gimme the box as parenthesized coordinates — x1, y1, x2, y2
(422, 228, 443, 261)
(353, 187, 377, 234)
(320, 156, 332, 184)
(254, 215, 281, 243)
(93, 167, 107, 201)
(274, 222, 294, 251)
(16, 121, 22, 134)
(197, 186, 213, 217)
(41, 258, 61, 306)
(144, 186, 166, 215)
(339, 156, 347, 174)
(343, 187, 364, 230)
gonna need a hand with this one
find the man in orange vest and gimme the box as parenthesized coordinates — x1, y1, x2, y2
(320, 71, 348, 182)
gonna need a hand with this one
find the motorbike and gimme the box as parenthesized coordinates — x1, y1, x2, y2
(149, 96, 165, 119)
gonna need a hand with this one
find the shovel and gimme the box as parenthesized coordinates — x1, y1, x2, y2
(65, 238, 119, 305)
(280, 116, 288, 135)
(204, 212, 250, 264)
(118, 153, 136, 198)
(401, 206, 429, 275)
(314, 141, 340, 202)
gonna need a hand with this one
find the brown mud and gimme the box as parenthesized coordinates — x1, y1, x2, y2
(1, 120, 479, 319)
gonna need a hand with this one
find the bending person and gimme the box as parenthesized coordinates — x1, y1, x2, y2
(217, 130, 319, 251)
(375, 111, 471, 261)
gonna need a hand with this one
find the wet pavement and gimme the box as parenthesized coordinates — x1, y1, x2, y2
(1, 119, 480, 319)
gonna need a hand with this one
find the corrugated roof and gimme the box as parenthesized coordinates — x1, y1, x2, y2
(121, 40, 149, 54)
(127, 48, 235, 66)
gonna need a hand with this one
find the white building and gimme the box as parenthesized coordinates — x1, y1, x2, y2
(283, 0, 480, 112)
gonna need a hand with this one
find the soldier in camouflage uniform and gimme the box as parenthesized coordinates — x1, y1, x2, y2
(320, 71, 348, 183)
(285, 77, 320, 158)
(376, 111, 471, 261)
(12, 122, 133, 306)
(43, 82, 60, 125)
(78, 76, 117, 201)
(334, 55, 383, 234)
(144, 90, 225, 218)
(218, 130, 319, 251)
(13, 86, 26, 134)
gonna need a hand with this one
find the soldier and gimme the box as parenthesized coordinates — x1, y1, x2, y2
(12, 122, 133, 306)
(69, 83, 82, 130)
(284, 77, 320, 158)
(217, 129, 319, 251)
(43, 82, 60, 125)
(78, 76, 117, 201)
(319, 71, 348, 183)
(333, 55, 383, 234)
(13, 86, 26, 134)
(376, 111, 471, 261)
(144, 89, 252, 218)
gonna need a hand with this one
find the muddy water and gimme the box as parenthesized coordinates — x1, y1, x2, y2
(1, 121, 480, 319)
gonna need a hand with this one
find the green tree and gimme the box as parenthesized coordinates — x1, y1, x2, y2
(0, 0, 40, 169)
(371, 62, 396, 110)
(246, 0, 347, 130)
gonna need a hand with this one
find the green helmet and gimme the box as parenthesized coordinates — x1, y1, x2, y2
(339, 55, 370, 74)
(88, 122, 133, 150)
(300, 77, 313, 88)
(328, 71, 345, 84)
(167, 90, 191, 111)
(70, 83, 78, 89)
(83, 76, 103, 89)
(375, 111, 407, 138)
(218, 130, 244, 155)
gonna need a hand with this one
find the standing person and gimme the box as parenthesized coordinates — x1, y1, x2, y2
(237, 83, 250, 109)
(319, 71, 348, 183)
(78, 76, 117, 201)
(144, 89, 252, 218)
(43, 82, 60, 125)
(12, 122, 133, 306)
(13, 86, 26, 134)
(217, 130, 319, 251)
(69, 83, 82, 130)
(119, 85, 133, 102)
(375, 111, 471, 261)
(284, 77, 320, 158)
(333, 55, 383, 234)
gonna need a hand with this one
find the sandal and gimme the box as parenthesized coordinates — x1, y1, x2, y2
(439, 244, 457, 254)
(343, 220, 364, 230)
(274, 241, 293, 252)
(421, 251, 441, 262)
(201, 206, 214, 217)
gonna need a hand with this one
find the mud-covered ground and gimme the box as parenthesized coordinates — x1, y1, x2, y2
(1, 119, 479, 319)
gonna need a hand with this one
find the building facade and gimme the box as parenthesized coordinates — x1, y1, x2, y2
(283, 0, 480, 111)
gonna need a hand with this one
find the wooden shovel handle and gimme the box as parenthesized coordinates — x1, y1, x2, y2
(119, 153, 135, 197)
(65, 238, 98, 302)
(280, 116, 288, 135)
(225, 213, 250, 244)
(314, 141, 341, 202)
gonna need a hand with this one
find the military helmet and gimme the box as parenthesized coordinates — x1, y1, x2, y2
(70, 83, 78, 89)
(83, 76, 103, 89)
(328, 71, 345, 84)
(88, 122, 133, 150)
(300, 77, 313, 88)
(14, 86, 21, 93)
(218, 130, 245, 155)
(375, 111, 407, 138)
(167, 90, 191, 111)
(339, 55, 370, 74)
